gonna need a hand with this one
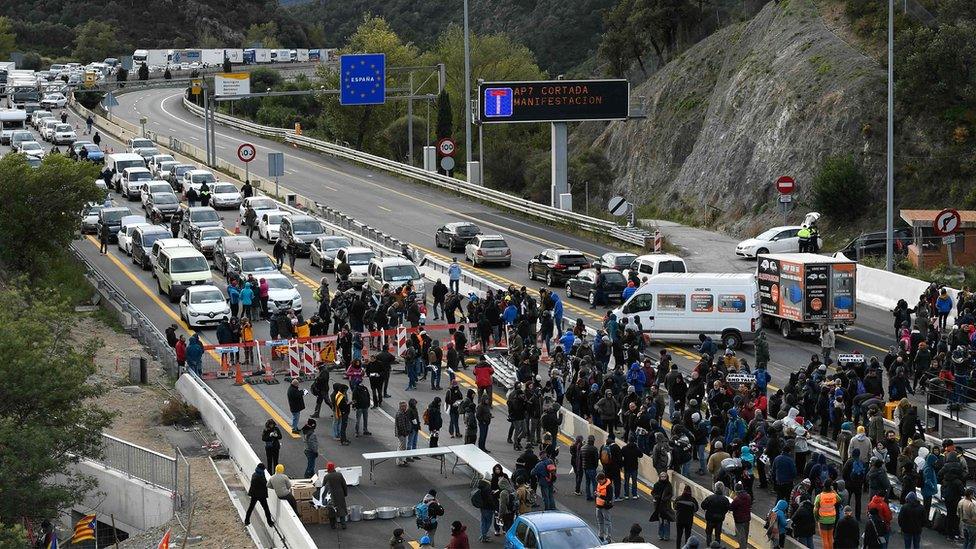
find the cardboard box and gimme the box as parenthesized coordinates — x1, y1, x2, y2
(298, 501, 318, 524)
(292, 483, 315, 500)
(317, 506, 334, 524)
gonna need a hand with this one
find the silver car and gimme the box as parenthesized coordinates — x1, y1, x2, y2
(464, 234, 512, 267)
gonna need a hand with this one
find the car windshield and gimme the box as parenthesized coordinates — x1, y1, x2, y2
(383, 264, 420, 282)
(604, 271, 626, 283)
(559, 254, 588, 266)
(321, 237, 350, 250)
(265, 277, 294, 290)
(83, 144, 100, 152)
(291, 220, 323, 235)
(159, 162, 179, 170)
(223, 239, 255, 253)
(537, 527, 602, 549)
(242, 256, 276, 272)
(479, 239, 507, 248)
(347, 253, 373, 265)
(12, 132, 32, 140)
(131, 139, 152, 148)
(174, 166, 193, 176)
(212, 183, 238, 194)
(250, 199, 276, 210)
(191, 209, 220, 222)
(26, 157, 41, 167)
(141, 231, 168, 248)
(129, 172, 151, 182)
(102, 209, 129, 223)
(755, 228, 781, 240)
(55, 124, 71, 132)
(200, 228, 225, 240)
(84, 205, 102, 215)
(170, 256, 209, 273)
(266, 213, 284, 225)
(191, 173, 216, 184)
(21, 142, 41, 151)
(153, 193, 178, 204)
(190, 289, 225, 304)
(454, 224, 480, 236)
(612, 254, 637, 267)
(116, 159, 143, 171)
(154, 156, 174, 164)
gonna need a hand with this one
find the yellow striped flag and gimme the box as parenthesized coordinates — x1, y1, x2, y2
(70, 514, 96, 544)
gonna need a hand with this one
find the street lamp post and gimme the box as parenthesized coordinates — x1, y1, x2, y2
(885, 0, 895, 271)
(463, 0, 473, 171)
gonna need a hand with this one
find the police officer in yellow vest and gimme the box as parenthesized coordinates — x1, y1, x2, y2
(808, 225, 821, 253)
(797, 225, 812, 253)
(595, 472, 613, 543)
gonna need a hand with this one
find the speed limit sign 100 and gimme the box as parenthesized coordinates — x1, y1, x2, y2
(237, 143, 256, 163)
(437, 138, 456, 157)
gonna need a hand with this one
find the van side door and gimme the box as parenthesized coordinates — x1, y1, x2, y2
(622, 291, 654, 332)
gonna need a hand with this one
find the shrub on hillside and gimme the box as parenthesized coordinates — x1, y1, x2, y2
(812, 155, 870, 219)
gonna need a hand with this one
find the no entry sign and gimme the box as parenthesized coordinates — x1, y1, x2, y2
(775, 176, 795, 194)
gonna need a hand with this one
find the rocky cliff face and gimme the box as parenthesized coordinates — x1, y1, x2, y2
(592, 0, 886, 235)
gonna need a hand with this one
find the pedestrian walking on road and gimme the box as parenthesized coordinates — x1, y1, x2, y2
(268, 464, 297, 512)
(244, 205, 258, 238)
(449, 258, 462, 294)
(352, 381, 371, 436)
(476, 395, 492, 452)
(273, 239, 285, 270)
(98, 221, 110, 254)
(261, 419, 282, 471)
(462, 390, 478, 445)
(92, 131, 101, 148)
(447, 520, 469, 549)
(473, 476, 494, 543)
(302, 419, 318, 478)
(415, 488, 444, 543)
(701, 482, 730, 546)
(595, 472, 613, 543)
(287, 379, 305, 433)
(243, 463, 274, 527)
(322, 462, 348, 529)
(86, 114, 93, 134)
(395, 401, 411, 466)
(650, 471, 675, 541)
(185, 333, 204, 376)
(813, 480, 838, 549)
(730, 482, 752, 549)
(674, 485, 700, 548)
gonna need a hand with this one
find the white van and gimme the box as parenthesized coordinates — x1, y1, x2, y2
(367, 257, 425, 300)
(149, 237, 194, 276)
(613, 273, 760, 350)
(106, 152, 148, 190)
(621, 254, 687, 283)
(154, 246, 213, 303)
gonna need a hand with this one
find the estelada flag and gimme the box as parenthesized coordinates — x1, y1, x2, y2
(70, 514, 96, 544)
(157, 528, 171, 549)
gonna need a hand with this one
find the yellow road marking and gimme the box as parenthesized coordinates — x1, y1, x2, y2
(838, 333, 887, 353)
(84, 236, 300, 438)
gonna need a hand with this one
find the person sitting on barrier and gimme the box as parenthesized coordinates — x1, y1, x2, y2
(268, 463, 296, 512)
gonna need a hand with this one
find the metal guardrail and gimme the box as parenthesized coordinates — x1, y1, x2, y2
(179, 96, 648, 245)
(610, 226, 653, 247)
(97, 432, 178, 492)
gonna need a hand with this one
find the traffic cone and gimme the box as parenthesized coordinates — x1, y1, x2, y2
(234, 363, 245, 385)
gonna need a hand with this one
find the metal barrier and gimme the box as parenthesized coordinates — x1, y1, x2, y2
(97, 432, 178, 492)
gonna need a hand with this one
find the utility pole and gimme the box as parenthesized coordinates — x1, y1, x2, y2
(885, 0, 895, 271)
(463, 0, 473, 171)
(407, 71, 414, 165)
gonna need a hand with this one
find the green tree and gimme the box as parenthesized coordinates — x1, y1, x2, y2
(243, 22, 281, 49)
(0, 17, 15, 62)
(895, 19, 976, 117)
(812, 155, 871, 219)
(0, 154, 101, 276)
(0, 285, 114, 530)
(568, 148, 615, 214)
(72, 20, 116, 62)
(138, 62, 149, 80)
(251, 67, 284, 92)
(19, 52, 42, 70)
(435, 90, 453, 140)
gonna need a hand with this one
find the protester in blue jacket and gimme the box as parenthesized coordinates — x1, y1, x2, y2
(627, 363, 646, 395)
(185, 333, 204, 376)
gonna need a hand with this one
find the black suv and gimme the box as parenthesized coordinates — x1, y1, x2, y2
(837, 228, 912, 258)
(434, 222, 482, 252)
(96, 207, 133, 243)
(278, 215, 325, 257)
(528, 248, 590, 286)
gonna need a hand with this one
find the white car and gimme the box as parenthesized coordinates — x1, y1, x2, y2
(148, 154, 175, 176)
(52, 123, 77, 145)
(80, 203, 102, 234)
(18, 141, 46, 158)
(179, 285, 231, 328)
(30, 110, 53, 129)
(133, 146, 160, 163)
(258, 210, 285, 242)
(182, 169, 216, 196)
(155, 160, 181, 181)
(140, 181, 175, 209)
(208, 182, 243, 209)
(735, 226, 822, 258)
(41, 120, 59, 141)
(239, 196, 278, 220)
(117, 218, 150, 255)
(120, 167, 153, 200)
(40, 93, 67, 108)
(127, 137, 154, 152)
(264, 273, 303, 313)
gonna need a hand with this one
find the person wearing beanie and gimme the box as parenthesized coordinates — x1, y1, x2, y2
(244, 463, 274, 527)
(621, 522, 645, 542)
(322, 461, 348, 529)
(446, 520, 470, 549)
(418, 535, 434, 548)
(701, 482, 731, 546)
(268, 463, 297, 512)
(730, 482, 752, 549)
(833, 506, 859, 548)
(390, 527, 407, 549)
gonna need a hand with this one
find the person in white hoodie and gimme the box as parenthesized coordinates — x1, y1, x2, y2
(848, 426, 873, 463)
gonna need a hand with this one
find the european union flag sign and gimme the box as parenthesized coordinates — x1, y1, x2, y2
(340, 53, 386, 106)
(483, 87, 513, 118)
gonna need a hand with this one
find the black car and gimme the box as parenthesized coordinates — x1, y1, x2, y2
(434, 222, 481, 252)
(146, 192, 180, 220)
(309, 235, 352, 272)
(213, 235, 258, 273)
(528, 248, 590, 286)
(565, 268, 627, 305)
(130, 226, 171, 270)
(837, 228, 912, 259)
(278, 215, 325, 257)
(96, 206, 133, 243)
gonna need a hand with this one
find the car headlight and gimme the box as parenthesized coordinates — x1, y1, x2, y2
(189, 311, 201, 317)
(222, 307, 231, 315)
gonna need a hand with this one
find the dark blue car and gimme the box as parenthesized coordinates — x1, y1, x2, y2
(505, 511, 602, 549)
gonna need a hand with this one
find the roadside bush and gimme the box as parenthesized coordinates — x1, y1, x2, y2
(812, 155, 870, 219)
(160, 400, 201, 426)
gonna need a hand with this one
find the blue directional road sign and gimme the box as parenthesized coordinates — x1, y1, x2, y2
(340, 54, 386, 106)
(483, 87, 513, 118)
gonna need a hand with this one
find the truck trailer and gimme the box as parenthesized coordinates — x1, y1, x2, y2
(756, 253, 857, 338)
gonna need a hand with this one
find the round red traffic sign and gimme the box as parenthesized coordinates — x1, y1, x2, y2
(775, 176, 796, 194)
(437, 138, 456, 157)
(237, 143, 256, 163)
(933, 208, 961, 236)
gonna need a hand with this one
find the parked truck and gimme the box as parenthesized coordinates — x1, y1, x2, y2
(224, 49, 244, 64)
(244, 48, 272, 64)
(201, 49, 226, 66)
(270, 49, 291, 63)
(757, 253, 857, 338)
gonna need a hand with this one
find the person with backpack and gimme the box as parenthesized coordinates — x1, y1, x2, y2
(472, 476, 495, 543)
(701, 482, 730, 546)
(766, 499, 788, 549)
(496, 477, 517, 534)
(595, 472, 614, 543)
(813, 480, 839, 549)
(841, 448, 866, 519)
(863, 506, 887, 549)
(424, 397, 443, 448)
(790, 495, 816, 549)
(352, 380, 371, 437)
(601, 435, 623, 502)
(532, 451, 557, 511)
(310, 366, 329, 418)
(833, 506, 859, 548)
(415, 489, 444, 544)
(674, 485, 700, 549)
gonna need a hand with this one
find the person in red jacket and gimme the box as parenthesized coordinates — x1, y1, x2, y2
(866, 494, 892, 530)
(446, 520, 470, 549)
(474, 357, 494, 405)
(175, 334, 187, 371)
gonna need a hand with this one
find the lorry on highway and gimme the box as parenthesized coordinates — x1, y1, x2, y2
(270, 49, 291, 63)
(243, 49, 272, 64)
(757, 253, 856, 338)
(132, 49, 171, 67)
(201, 49, 226, 66)
(224, 49, 244, 64)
